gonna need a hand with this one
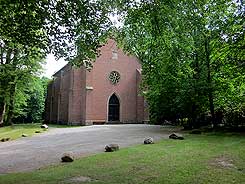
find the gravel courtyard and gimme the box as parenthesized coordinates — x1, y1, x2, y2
(0, 124, 180, 173)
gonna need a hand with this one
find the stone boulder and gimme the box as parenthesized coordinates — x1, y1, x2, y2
(41, 124, 48, 129)
(144, 137, 154, 144)
(169, 133, 184, 140)
(22, 134, 28, 137)
(61, 152, 74, 162)
(105, 144, 119, 152)
(35, 130, 41, 133)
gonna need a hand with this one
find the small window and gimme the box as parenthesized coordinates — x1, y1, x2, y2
(112, 50, 118, 60)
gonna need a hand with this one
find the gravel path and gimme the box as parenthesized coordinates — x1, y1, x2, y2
(0, 124, 180, 173)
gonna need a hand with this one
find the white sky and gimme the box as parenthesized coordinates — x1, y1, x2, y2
(42, 54, 67, 78)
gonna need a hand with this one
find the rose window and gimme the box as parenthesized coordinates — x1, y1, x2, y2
(108, 71, 120, 85)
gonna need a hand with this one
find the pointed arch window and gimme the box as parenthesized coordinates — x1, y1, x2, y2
(108, 94, 120, 121)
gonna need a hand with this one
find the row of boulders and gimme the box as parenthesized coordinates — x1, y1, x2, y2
(61, 133, 185, 162)
(144, 133, 185, 144)
(61, 144, 122, 162)
(1, 137, 10, 142)
(1, 132, 39, 142)
(103, 133, 185, 152)
(1, 124, 49, 143)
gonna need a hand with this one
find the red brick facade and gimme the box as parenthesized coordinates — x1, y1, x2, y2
(45, 39, 149, 125)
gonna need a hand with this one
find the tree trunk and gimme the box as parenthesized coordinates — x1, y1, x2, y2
(204, 36, 216, 127)
(4, 83, 16, 126)
(0, 102, 6, 127)
(3, 48, 19, 126)
(192, 49, 200, 129)
(208, 89, 215, 127)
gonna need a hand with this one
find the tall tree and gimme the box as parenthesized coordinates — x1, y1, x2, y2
(13, 77, 50, 123)
(0, 0, 111, 126)
(0, 43, 44, 125)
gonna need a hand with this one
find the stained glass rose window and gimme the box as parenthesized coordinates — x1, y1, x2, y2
(108, 71, 120, 85)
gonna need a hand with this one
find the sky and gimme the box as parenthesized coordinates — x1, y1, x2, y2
(42, 54, 67, 78)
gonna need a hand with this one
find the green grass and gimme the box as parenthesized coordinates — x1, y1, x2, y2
(0, 132, 244, 184)
(0, 123, 80, 141)
(0, 124, 46, 141)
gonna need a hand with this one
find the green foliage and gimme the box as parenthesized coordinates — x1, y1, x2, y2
(0, 0, 111, 64)
(45, 0, 112, 64)
(13, 77, 50, 123)
(0, 1, 111, 125)
(0, 124, 45, 141)
(115, 0, 244, 127)
(0, 41, 45, 125)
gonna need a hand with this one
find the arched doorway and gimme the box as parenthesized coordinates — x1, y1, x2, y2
(108, 94, 120, 121)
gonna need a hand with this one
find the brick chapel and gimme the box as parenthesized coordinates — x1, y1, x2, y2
(45, 39, 149, 125)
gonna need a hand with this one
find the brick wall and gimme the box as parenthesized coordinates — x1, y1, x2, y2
(67, 66, 86, 124)
(45, 39, 149, 125)
(85, 39, 145, 124)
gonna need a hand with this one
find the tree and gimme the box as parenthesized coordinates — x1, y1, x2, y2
(0, 42, 44, 125)
(115, 0, 244, 127)
(13, 77, 50, 123)
(0, 0, 111, 63)
(0, 0, 111, 126)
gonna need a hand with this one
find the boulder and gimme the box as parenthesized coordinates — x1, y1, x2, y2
(144, 137, 154, 144)
(41, 124, 48, 129)
(61, 152, 74, 162)
(105, 144, 119, 152)
(169, 133, 184, 140)
(22, 134, 28, 137)
(35, 130, 41, 133)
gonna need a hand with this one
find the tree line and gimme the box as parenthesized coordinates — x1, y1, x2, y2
(115, 0, 244, 128)
(0, 0, 111, 126)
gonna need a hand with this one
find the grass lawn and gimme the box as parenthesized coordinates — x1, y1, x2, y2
(0, 124, 46, 141)
(0, 132, 244, 184)
(0, 123, 80, 141)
